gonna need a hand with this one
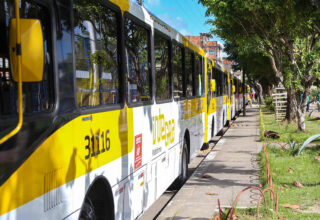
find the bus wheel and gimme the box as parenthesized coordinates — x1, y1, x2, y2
(171, 140, 188, 189)
(211, 118, 215, 138)
(79, 197, 96, 220)
(223, 113, 225, 126)
(180, 142, 188, 184)
(79, 179, 114, 220)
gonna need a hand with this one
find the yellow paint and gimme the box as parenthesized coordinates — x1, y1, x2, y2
(183, 98, 205, 120)
(227, 73, 231, 120)
(0, 106, 133, 215)
(227, 98, 231, 120)
(152, 109, 175, 147)
(208, 97, 217, 115)
(223, 95, 228, 104)
(182, 36, 205, 57)
(260, 108, 266, 136)
(110, 0, 129, 14)
(9, 19, 44, 82)
(204, 58, 208, 143)
(210, 79, 216, 92)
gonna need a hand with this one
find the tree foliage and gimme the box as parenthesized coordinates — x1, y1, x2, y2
(200, 0, 320, 131)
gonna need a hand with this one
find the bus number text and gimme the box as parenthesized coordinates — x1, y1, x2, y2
(84, 130, 111, 159)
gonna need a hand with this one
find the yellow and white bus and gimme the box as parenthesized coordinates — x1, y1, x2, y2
(206, 60, 230, 139)
(0, 0, 242, 219)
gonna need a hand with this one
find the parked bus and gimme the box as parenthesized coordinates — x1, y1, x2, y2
(206, 59, 230, 139)
(0, 0, 241, 219)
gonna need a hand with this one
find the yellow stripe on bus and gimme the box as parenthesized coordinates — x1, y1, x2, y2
(208, 97, 217, 115)
(183, 97, 205, 120)
(0, 106, 133, 216)
(181, 36, 205, 57)
(223, 95, 228, 104)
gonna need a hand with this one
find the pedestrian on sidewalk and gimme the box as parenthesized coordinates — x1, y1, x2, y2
(306, 94, 311, 112)
(249, 91, 254, 107)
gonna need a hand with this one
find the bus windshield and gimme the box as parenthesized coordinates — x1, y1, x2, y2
(0, 0, 53, 182)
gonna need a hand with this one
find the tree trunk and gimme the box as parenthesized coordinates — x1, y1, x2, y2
(295, 90, 309, 132)
(297, 106, 306, 131)
(266, 86, 272, 97)
(256, 82, 263, 104)
(285, 88, 296, 122)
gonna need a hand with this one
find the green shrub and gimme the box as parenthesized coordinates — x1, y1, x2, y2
(264, 95, 274, 111)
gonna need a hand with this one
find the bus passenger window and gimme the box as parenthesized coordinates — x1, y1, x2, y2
(74, 1, 120, 108)
(172, 43, 184, 99)
(185, 50, 193, 97)
(211, 66, 216, 97)
(224, 74, 228, 95)
(125, 18, 151, 103)
(219, 70, 223, 96)
(194, 54, 202, 97)
(213, 69, 221, 97)
(154, 33, 170, 101)
(207, 62, 211, 99)
(0, 0, 53, 116)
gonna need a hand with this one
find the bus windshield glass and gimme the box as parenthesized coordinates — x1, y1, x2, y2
(0, 0, 53, 182)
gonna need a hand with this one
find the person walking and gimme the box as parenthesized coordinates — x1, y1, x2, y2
(306, 94, 311, 112)
(249, 91, 254, 107)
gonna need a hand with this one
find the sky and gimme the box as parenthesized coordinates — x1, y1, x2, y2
(140, 0, 224, 45)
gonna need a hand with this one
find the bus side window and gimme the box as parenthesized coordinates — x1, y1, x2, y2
(154, 32, 170, 101)
(224, 73, 228, 95)
(194, 54, 202, 97)
(213, 69, 219, 97)
(172, 43, 184, 99)
(207, 62, 211, 99)
(74, 1, 120, 108)
(185, 49, 194, 97)
(218, 70, 222, 96)
(124, 18, 151, 103)
(212, 67, 216, 97)
(0, 0, 53, 116)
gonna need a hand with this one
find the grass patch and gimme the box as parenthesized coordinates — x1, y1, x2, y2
(235, 145, 320, 220)
(260, 106, 320, 143)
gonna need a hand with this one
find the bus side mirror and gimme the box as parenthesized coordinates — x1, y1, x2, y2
(210, 79, 216, 92)
(9, 18, 44, 82)
(232, 85, 235, 93)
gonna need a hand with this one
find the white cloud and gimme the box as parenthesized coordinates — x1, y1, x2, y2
(159, 14, 187, 30)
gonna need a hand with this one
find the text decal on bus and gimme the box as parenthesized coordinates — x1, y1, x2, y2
(84, 130, 111, 159)
(152, 109, 175, 146)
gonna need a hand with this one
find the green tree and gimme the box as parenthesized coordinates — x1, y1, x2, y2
(224, 42, 278, 102)
(200, 0, 320, 131)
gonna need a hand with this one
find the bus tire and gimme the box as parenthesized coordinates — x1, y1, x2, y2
(79, 178, 114, 220)
(211, 117, 215, 138)
(171, 140, 188, 189)
(209, 117, 215, 143)
(223, 112, 225, 126)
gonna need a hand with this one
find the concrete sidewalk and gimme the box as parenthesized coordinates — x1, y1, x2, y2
(157, 106, 262, 220)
